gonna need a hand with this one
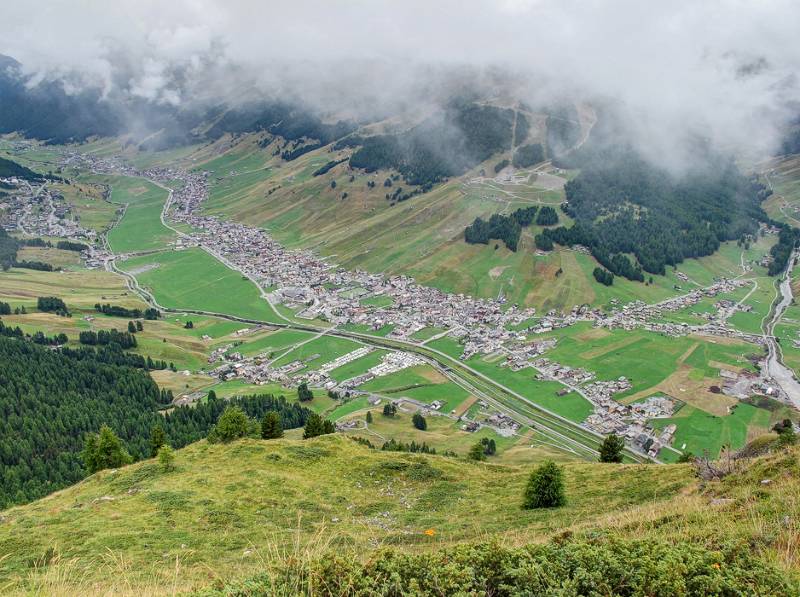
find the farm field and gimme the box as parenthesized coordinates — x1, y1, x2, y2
(0, 267, 142, 312)
(542, 325, 758, 399)
(51, 180, 119, 232)
(328, 349, 389, 382)
(0, 265, 262, 372)
(15, 246, 81, 269)
(650, 402, 771, 457)
(359, 364, 474, 413)
(232, 328, 316, 358)
(269, 334, 363, 371)
(99, 175, 175, 252)
(119, 248, 283, 323)
(340, 408, 516, 457)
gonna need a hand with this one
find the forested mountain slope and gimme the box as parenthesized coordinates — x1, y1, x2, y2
(541, 147, 771, 278)
(0, 332, 311, 509)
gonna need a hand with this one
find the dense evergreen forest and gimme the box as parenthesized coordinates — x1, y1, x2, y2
(0, 228, 17, 270)
(204, 101, 356, 147)
(512, 143, 545, 168)
(0, 157, 47, 182)
(347, 103, 515, 186)
(0, 333, 312, 508)
(539, 146, 771, 278)
(464, 206, 539, 251)
(513, 113, 530, 147)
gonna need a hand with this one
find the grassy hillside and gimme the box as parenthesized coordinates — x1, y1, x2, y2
(140, 133, 775, 314)
(1, 435, 799, 595)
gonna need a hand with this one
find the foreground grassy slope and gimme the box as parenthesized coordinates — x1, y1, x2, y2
(0, 435, 693, 594)
(2, 436, 800, 595)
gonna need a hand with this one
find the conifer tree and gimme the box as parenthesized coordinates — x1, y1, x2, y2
(81, 425, 132, 474)
(599, 433, 625, 463)
(468, 441, 486, 461)
(523, 460, 566, 509)
(149, 424, 166, 457)
(297, 382, 314, 402)
(261, 411, 284, 439)
(303, 413, 324, 439)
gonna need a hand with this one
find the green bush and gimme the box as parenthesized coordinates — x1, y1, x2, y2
(208, 406, 251, 443)
(203, 538, 797, 596)
(523, 460, 565, 509)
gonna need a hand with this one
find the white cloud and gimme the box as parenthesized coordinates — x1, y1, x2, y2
(1, 0, 798, 159)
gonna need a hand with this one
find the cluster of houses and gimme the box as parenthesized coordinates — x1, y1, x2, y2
(0, 177, 90, 240)
(209, 342, 423, 394)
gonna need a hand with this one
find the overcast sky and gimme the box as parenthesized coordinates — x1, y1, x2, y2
(2, 1, 799, 161)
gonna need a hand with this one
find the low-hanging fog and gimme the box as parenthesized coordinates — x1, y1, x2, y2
(2, 0, 799, 166)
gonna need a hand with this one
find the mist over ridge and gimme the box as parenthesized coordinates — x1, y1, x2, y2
(0, 1, 799, 166)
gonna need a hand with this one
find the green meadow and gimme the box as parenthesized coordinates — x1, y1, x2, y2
(120, 248, 283, 322)
(650, 402, 771, 457)
(270, 335, 363, 371)
(102, 175, 175, 252)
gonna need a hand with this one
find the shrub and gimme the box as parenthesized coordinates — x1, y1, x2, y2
(205, 538, 798, 596)
(157, 445, 175, 471)
(523, 460, 565, 509)
(468, 442, 486, 461)
(303, 413, 334, 439)
(412, 412, 427, 431)
(208, 406, 251, 443)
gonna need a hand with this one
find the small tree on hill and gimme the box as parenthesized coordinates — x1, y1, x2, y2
(207, 389, 217, 402)
(136, 320, 143, 331)
(127, 321, 136, 333)
(481, 437, 497, 456)
(523, 460, 566, 509)
(261, 411, 284, 439)
(149, 424, 166, 458)
(412, 412, 427, 431)
(297, 382, 314, 402)
(208, 406, 250, 443)
(778, 426, 797, 448)
(366, 411, 373, 424)
(81, 425, 132, 474)
(383, 403, 397, 417)
(468, 441, 486, 461)
(303, 413, 334, 439)
(184, 320, 194, 329)
(599, 433, 625, 463)
(157, 445, 175, 471)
